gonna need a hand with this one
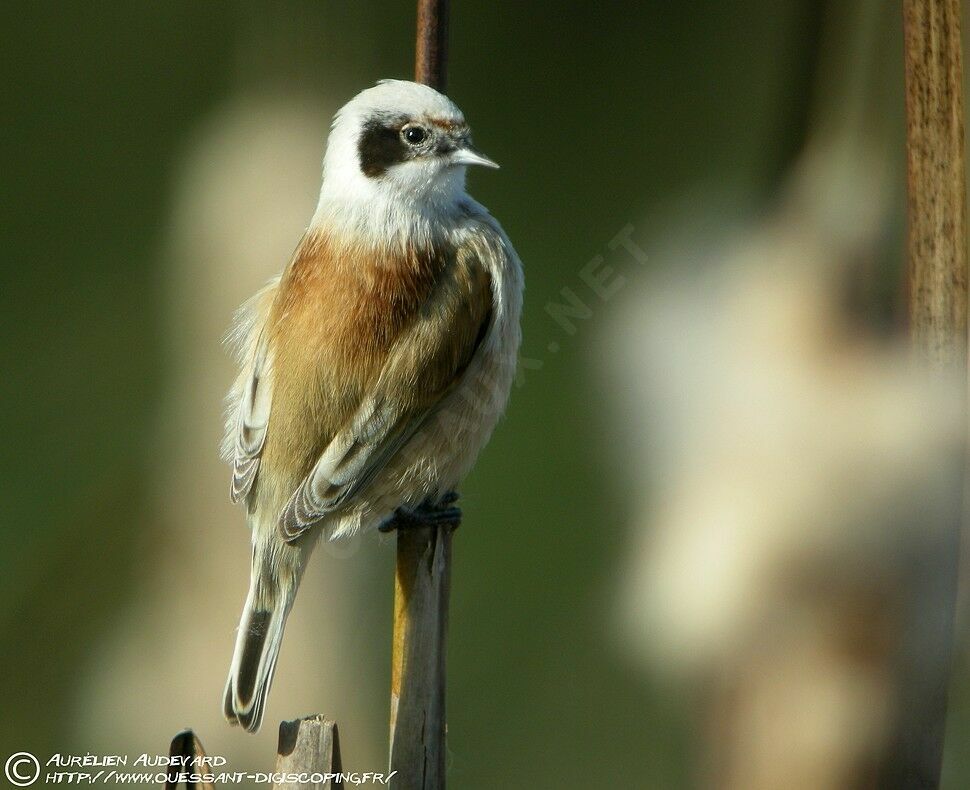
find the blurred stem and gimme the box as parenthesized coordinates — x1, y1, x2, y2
(896, 0, 968, 784)
(811, 0, 888, 154)
(764, 0, 825, 190)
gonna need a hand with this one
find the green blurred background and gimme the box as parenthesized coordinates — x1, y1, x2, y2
(5, 1, 968, 787)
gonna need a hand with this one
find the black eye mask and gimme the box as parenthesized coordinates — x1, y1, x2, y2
(358, 116, 414, 178)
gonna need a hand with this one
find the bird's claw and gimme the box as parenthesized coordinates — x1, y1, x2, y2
(379, 492, 461, 533)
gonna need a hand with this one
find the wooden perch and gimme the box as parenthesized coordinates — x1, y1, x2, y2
(274, 715, 343, 790)
(166, 730, 214, 790)
(905, 0, 968, 368)
(387, 5, 454, 789)
(390, 525, 453, 788)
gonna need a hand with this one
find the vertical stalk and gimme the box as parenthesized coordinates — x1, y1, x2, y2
(415, 0, 449, 91)
(899, 0, 967, 784)
(389, 4, 452, 788)
(905, 0, 967, 367)
(390, 526, 453, 788)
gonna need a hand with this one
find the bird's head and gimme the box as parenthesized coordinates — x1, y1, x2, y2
(319, 80, 497, 213)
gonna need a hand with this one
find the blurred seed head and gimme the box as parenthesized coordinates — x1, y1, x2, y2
(603, 140, 964, 788)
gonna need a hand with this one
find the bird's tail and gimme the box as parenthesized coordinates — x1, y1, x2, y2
(223, 546, 300, 733)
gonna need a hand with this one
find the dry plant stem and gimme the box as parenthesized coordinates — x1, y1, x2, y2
(899, 0, 967, 785)
(274, 715, 343, 790)
(415, 0, 449, 91)
(166, 730, 214, 790)
(905, 0, 967, 366)
(388, 6, 453, 788)
(390, 524, 454, 789)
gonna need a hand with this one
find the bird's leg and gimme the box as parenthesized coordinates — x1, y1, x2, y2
(379, 491, 461, 533)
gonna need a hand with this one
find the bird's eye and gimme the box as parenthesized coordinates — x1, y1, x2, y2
(402, 125, 428, 145)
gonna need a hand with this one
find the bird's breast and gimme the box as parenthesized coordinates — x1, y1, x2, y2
(259, 231, 449, 488)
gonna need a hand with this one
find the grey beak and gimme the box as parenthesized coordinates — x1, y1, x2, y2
(450, 146, 500, 169)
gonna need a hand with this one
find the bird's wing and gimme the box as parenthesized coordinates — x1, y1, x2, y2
(278, 241, 494, 540)
(224, 276, 280, 506)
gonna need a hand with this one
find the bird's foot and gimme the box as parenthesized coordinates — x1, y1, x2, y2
(379, 491, 461, 533)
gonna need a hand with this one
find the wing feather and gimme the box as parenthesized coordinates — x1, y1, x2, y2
(224, 277, 279, 506)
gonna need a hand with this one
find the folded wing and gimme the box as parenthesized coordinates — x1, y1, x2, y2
(278, 242, 494, 540)
(224, 277, 280, 508)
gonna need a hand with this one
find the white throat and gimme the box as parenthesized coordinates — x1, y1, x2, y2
(311, 155, 469, 250)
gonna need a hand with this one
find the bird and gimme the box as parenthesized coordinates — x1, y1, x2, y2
(221, 79, 523, 733)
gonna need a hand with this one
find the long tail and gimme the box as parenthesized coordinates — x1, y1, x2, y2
(224, 546, 300, 733)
